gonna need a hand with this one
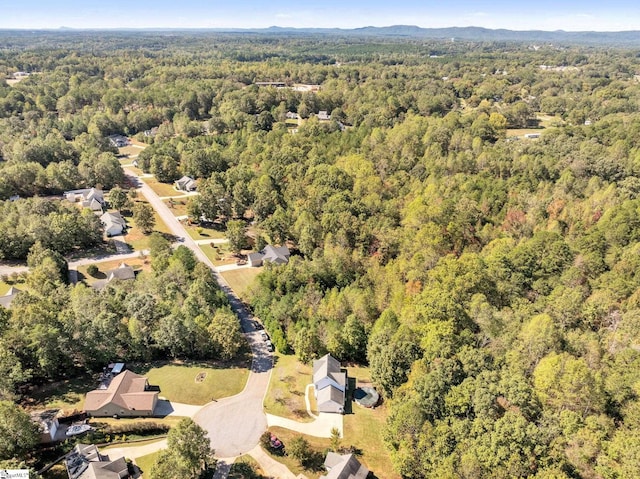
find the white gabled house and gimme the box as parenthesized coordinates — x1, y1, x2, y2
(313, 354, 347, 414)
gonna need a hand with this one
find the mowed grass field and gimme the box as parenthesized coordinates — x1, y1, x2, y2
(142, 177, 187, 198)
(264, 354, 314, 422)
(220, 267, 262, 301)
(134, 362, 250, 405)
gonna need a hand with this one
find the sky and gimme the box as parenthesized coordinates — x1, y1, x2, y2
(2, 0, 640, 31)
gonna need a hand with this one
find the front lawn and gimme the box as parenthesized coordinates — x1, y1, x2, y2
(263, 427, 330, 479)
(183, 222, 227, 240)
(201, 241, 238, 267)
(142, 177, 186, 198)
(135, 450, 162, 477)
(123, 199, 174, 251)
(133, 361, 250, 405)
(220, 267, 262, 301)
(163, 198, 189, 217)
(264, 354, 314, 422)
(76, 257, 149, 285)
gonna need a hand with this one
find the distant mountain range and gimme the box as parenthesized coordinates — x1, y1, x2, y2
(5, 25, 636, 45)
(223, 25, 640, 44)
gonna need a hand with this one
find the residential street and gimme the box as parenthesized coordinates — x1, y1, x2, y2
(127, 169, 277, 460)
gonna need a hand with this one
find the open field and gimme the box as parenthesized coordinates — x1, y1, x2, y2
(220, 267, 262, 300)
(163, 197, 189, 217)
(133, 361, 251, 405)
(264, 354, 315, 421)
(183, 222, 227, 240)
(142, 177, 186, 198)
(118, 145, 145, 157)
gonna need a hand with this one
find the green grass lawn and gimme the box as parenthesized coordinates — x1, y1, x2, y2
(220, 267, 262, 301)
(0, 277, 28, 295)
(27, 374, 95, 412)
(133, 361, 250, 405)
(184, 222, 226, 240)
(201, 241, 238, 266)
(264, 354, 314, 422)
(344, 404, 399, 479)
(135, 450, 161, 478)
(231, 455, 266, 478)
(142, 177, 187, 198)
(123, 199, 174, 251)
(163, 198, 189, 217)
(76, 257, 149, 285)
(264, 426, 330, 479)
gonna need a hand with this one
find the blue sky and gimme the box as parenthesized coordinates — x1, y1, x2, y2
(2, 0, 640, 31)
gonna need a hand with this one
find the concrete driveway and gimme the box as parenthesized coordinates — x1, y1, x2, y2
(154, 399, 201, 418)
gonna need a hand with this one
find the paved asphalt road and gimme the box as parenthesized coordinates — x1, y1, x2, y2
(127, 170, 274, 458)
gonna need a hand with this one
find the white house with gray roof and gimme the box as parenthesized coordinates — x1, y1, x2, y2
(313, 354, 347, 414)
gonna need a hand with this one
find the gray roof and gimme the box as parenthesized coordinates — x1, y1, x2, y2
(0, 286, 21, 308)
(175, 176, 197, 191)
(321, 453, 369, 479)
(317, 386, 345, 413)
(313, 354, 345, 387)
(262, 245, 290, 264)
(106, 263, 135, 282)
(65, 444, 128, 479)
(100, 212, 126, 234)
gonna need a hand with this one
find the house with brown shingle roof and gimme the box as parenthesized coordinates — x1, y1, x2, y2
(83, 370, 158, 417)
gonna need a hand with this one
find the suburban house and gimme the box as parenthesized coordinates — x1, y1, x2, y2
(65, 443, 129, 479)
(320, 452, 369, 479)
(65, 188, 105, 212)
(84, 370, 158, 417)
(317, 110, 331, 121)
(0, 286, 21, 308)
(286, 111, 299, 120)
(100, 212, 126, 237)
(175, 175, 197, 192)
(106, 263, 135, 282)
(247, 245, 290, 267)
(30, 410, 60, 443)
(92, 263, 136, 290)
(313, 354, 347, 414)
(108, 135, 129, 148)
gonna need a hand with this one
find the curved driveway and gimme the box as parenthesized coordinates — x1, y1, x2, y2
(127, 170, 275, 457)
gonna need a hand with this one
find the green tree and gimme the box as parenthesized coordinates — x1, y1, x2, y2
(0, 401, 39, 460)
(288, 436, 312, 466)
(108, 186, 131, 211)
(226, 220, 246, 255)
(133, 202, 156, 234)
(150, 418, 214, 479)
(208, 308, 243, 360)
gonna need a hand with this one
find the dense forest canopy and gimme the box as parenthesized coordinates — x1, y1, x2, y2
(0, 32, 639, 477)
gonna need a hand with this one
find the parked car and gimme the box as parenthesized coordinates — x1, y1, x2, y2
(260, 331, 269, 341)
(265, 341, 274, 352)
